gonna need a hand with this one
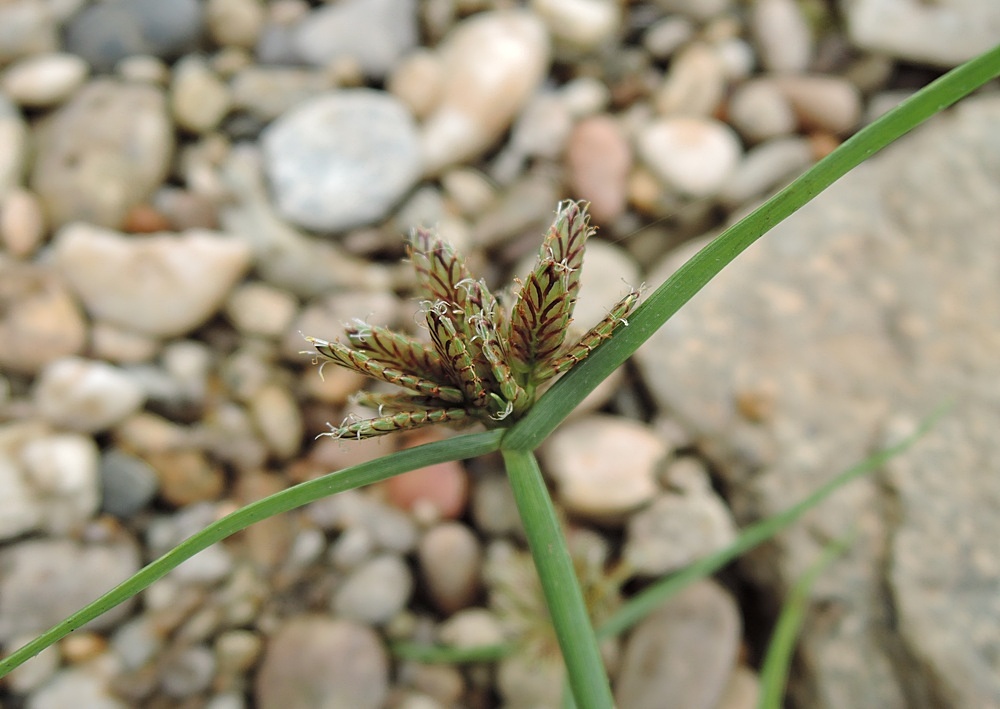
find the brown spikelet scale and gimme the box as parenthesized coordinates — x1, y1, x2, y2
(304, 201, 640, 439)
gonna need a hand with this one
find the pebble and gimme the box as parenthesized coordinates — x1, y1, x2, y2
(436, 608, 505, 649)
(30, 79, 174, 230)
(654, 0, 734, 21)
(261, 89, 422, 232)
(540, 414, 667, 522)
(99, 449, 160, 518)
(471, 472, 522, 537)
(623, 490, 737, 576)
(419, 10, 550, 174)
(1, 188, 47, 257)
(292, 0, 418, 78)
(387, 49, 445, 120)
(0, 261, 87, 375)
(0, 93, 29, 194)
(0, 53, 88, 108)
(717, 666, 761, 709)
(383, 458, 469, 522)
(147, 448, 225, 507)
(637, 117, 743, 198)
(0, 537, 141, 643)
(205, 0, 265, 49)
(771, 75, 863, 135)
(439, 168, 497, 217)
(533, 0, 621, 56)
(64, 0, 204, 72)
(497, 653, 564, 709)
(18, 432, 101, 534)
(615, 580, 741, 709)
(750, 0, 814, 73)
(161, 644, 216, 698)
(845, 0, 1000, 67)
(229, 66, 334, 122)
(52, 224, 252, 337)
(643, 16, 695, 60)
(332, 554, 413, 624)
(255, 617, 388, 709)
(33, 357, 146, 433)
(171, 55, 231, 134)
(566, 114, 631, 224)
(248, 381, 304, 460)
(0, 0, 59, 65)
(214, 629, 263, 675)
(654, 41, 727, 117)
(418, 522, 482, 613)
(727, 78, 797, 143)
(719, 136, 815, 208)
(224, 282, 298, 338)
(24, 659, 128, 709)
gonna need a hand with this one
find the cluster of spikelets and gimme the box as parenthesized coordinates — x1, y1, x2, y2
(305, 201, 641, 440)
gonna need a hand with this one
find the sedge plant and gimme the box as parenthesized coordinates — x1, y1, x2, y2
(1, 44, 998, 709)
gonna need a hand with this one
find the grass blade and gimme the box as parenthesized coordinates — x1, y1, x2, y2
(501, 447, 615, 709)
(0, 430, 504, 678)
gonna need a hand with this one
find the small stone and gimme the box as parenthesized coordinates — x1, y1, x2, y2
(206, 0, 265, 49)
(0, 537, 141, 643)
(225, 282, 298, 338)
(0, 261, 87, 375)
(19, 432, 101, 535)
(255, 617, 388, 709)
(540, 415, 667, 522)
(147, 449, 225, 507)
(471, 472, 522, 537)
(418, 522, 482, 613)
(90, 323, 160, 364)
(229, 66, 334, 122)
(624, 490, 737, 576)
(34, 357, 146, 433)
(333, 554, 413, 624)
(261, 89, 422, 232)
(383, 458, 469, 522)
(22, 661, 128, 709)
(719, 136, 815, 209)
(654, 42, 726, 117)
(64, 0, 204, 72)
(643, 16, 695, 60)
(437, 608, 505, 649)
(99, 449, 160, 518)
(727, 78, 797, 143)
(387, 49, 444, 120)
(248, 381, 304, 460)
(171, 55, 231, 134)
(0, 53, 88, 108)
(161, 644, 216, 698)
(420, 10, 551, 174)
(30, 79, 174, 230)
(0, 1, 58, 64)
(566, 114, 631, 224)
(750, 0, 814, 73)
(215, 629, 263, 675)
(0, 188, 45, 258)
(615, 580, 741, 709)
(52, 224, 252, 337)
(653, 0, 734, 21)
(533, 0, 621, 56)
(0, 93, 29, 194)
(121, 203, 172, 234)
(717, 666, 760, 709)
(637, 117, 742, 198)
(771, 75, 863, 135)
(292, 0, 418, 78)
(439, 168, 497, 217)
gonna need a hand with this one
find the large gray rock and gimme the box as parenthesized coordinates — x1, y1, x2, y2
(635, 94, 1000, 708)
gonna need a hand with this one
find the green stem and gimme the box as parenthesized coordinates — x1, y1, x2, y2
(0, 430, 504, 678)
(501, 447, 614, 709)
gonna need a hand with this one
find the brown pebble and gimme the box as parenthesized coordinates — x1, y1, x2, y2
(566, 114, 632, 224)
(122, 203, 172, 233)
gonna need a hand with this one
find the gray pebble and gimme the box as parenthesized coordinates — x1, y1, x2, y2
(160, 644, 216, 698)
(30, 79, 174, 230)
(99, 449, 160, 518)
(333, 554, 413, 625)
(261, 89, 422, 232)
(750, 0, 814, 73)
(0, 0, 59, 65)
(727, 78, 797, 143)
(255, 617, 388, 709)
(64, 0, 203, 71)
(719, 136, 815, 209)
(0, 537, 141, 643)
(292, 0, 418, 78)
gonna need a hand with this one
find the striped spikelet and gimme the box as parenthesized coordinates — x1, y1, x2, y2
(305, 201, 640, 439)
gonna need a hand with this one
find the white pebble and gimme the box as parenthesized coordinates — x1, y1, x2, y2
(532, 0, 621, 55)
(34, 357, 146, 433)
(0, 53, 88, 107)
(637, 116, 743, 198)
(654, 41, 726, 117)
(333, 554, 413, 624)
(225, 282, 298, 338)
(727, 78, 797, 143)
(750, 0, 814, 73)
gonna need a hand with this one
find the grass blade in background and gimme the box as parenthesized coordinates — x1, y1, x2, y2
(0, 430, 504, 678)
(757, 533, 854, 709)
(504, 44, 1000, 452)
